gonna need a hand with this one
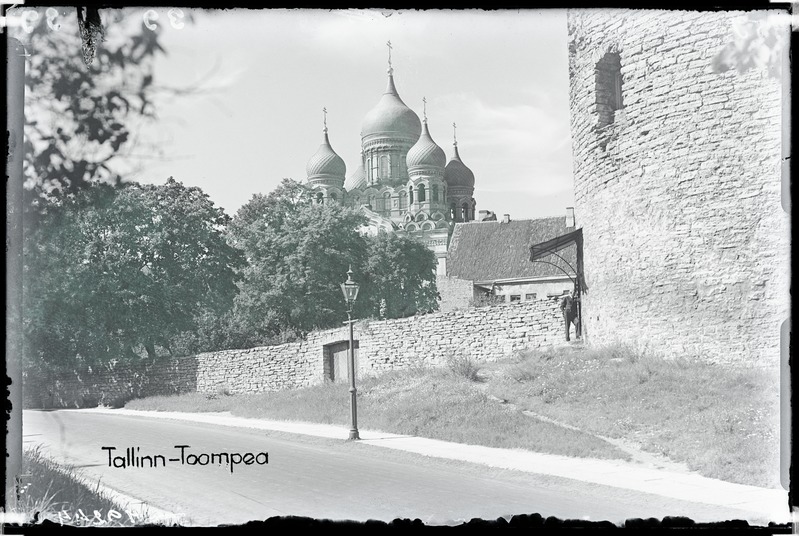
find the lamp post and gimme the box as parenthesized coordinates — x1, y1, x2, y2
(340, 266, 360, 440)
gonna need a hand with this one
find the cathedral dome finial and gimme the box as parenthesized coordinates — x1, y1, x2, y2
(387, 40, 393, 75)
(361, 45, 421, 143)
(307, 110, 346, 185)
(407, 112, 446, 170)
(445, 125, 474, 188)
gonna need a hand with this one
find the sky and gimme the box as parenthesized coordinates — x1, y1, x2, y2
(22, 8, 577, 221)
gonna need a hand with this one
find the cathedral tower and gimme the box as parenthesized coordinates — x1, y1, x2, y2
(306, 108, 346, 204)
(444, 123, 476, 222)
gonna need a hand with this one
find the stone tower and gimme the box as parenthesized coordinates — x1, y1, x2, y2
(567, 9, 789, 364)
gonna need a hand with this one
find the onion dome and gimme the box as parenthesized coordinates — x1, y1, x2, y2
(407, 121, 446, 170)
(361, 73, 421, 142)
(344, 164, 367, 191)
(444, 144, 475, 188)
(306, 130, 346, 184)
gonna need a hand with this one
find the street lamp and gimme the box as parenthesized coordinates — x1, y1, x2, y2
(340, 266, 360, 440)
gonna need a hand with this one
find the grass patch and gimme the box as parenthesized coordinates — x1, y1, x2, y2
(486, 343, 781, 488)
(445, 352, 481, 382)
(10, 447, 150, 526)
(128, 367, 629, 461)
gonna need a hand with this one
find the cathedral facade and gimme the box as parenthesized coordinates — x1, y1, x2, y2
(305, 58, 477, 274)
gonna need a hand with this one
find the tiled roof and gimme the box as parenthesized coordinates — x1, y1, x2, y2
(446, 217, 577, 282)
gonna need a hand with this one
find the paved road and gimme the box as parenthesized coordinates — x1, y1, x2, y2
(24, 410, 762, 526)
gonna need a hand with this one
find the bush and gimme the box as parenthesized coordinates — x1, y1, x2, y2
(445, 353, 481, 382)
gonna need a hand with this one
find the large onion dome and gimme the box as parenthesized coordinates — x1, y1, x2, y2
(444, 144, 475, 188)
(344, 164, 367, 191)
(306, 131, 346, 184)
(407, 122, 446, 170)
(361, 73, 422, 142)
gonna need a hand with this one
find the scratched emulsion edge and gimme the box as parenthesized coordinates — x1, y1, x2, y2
(5, 21, 27, 520)
(7, 4, 787, 532)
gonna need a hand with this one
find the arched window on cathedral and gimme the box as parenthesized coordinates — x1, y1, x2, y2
(317, 192, 324, 205)
(383, 192, 391, 213)
(370, 157, 379, 184)
(431, 185, 439, 202)
(379, 155, 390, 179)
(450, 203, 457, 221)
(409, 187, 414, 205)
(418, 185, 426, 203)
(391, 154, 400, 177)
(461, 202, 469, 221)
(368, 195, 376, 209)
(399, 191, 408, 210)
(329, 193, 337, 203)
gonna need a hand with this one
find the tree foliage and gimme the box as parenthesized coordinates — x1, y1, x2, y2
(17, 8, 183, 220)
(23, 178, 245, 372)
(227, 180, 369, 344)
(712, 12, 787, 78)
(361, 232, 439, 319)
(211, 180, 440, 350)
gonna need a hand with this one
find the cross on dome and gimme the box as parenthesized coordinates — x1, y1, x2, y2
(423, 96, 427, 123)
(387, 40, 393, 74)
(323, 107, 328, 132)
(453, 122, 457, 147)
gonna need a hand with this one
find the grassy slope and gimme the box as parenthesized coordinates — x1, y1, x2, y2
(126, 344, 781, 488)
(486, 344, 781, 488)
(130, 368, 628, 461)
(13, 448, 148, 526)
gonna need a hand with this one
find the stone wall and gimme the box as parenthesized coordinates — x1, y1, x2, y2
(25, 298, 566, 407)
(24, 357, 198, 409)
(567, 9, 790, 365)
(435, 275, 475, 311)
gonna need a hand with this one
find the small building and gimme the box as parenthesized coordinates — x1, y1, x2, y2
(443, 211, 578, 308)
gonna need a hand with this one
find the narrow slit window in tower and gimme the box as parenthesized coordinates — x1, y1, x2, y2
(595, 52, 623, 128)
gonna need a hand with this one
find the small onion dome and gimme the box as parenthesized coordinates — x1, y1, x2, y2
(444, 145, 475, 188)
(344, 164, 367, 191)
(407, 122, 446, 170)
(306, 131, 346, 183)
(361, 73, 422, 142)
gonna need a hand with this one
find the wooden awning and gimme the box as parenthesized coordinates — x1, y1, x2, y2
(529, 228, 586, 294)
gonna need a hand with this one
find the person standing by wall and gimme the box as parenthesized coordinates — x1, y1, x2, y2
(560, 290, 578, 342)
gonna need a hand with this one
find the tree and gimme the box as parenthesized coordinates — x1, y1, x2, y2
(23, 178, 245, 372)
(16, 7, 194, 221)
(229, 181, 369, 342)
(222, 179, 440, 347)
(711, 12, 788, 78)
(361, 232, 439, 319)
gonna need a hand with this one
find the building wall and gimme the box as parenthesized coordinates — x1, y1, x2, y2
(492, 279, 574, 303)
(436, 275, 475, 311)
(26, 299, 566, 408)
(568, 9, 789, 365)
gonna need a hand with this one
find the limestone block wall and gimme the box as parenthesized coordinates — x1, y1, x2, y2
(23, 357, 198, 409)
(355, 297, 564, 373)
(193, 328, 349, 394)
(25, 298, 565, 407)
(567, 9, 790, 365)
